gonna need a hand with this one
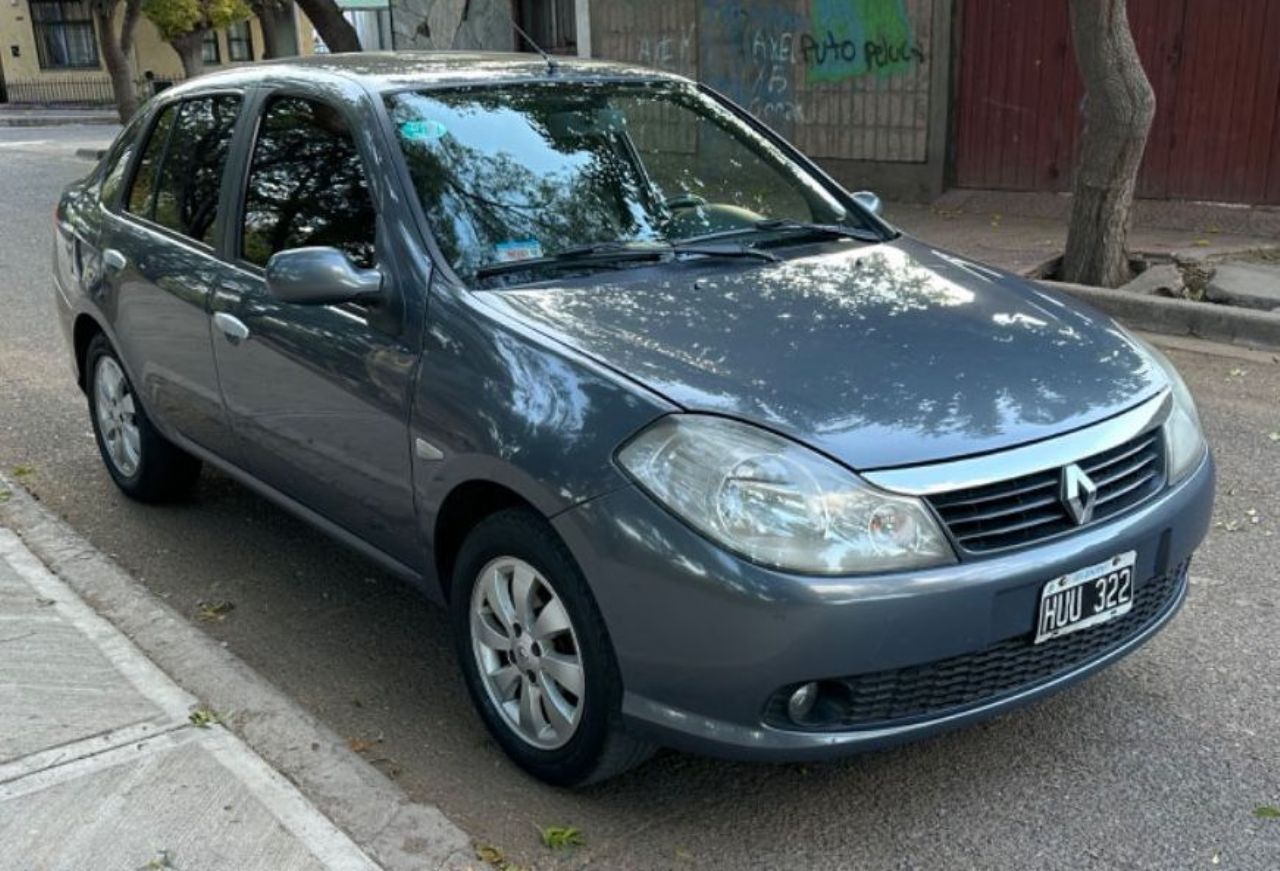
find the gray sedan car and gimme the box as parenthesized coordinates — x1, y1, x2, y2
(53, 53, 1214, 786)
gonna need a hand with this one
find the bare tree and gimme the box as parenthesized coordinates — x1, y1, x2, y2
(294, 0, 362, 53)
(91, 0, 144, 122)
(1061, 0, 1156, 287)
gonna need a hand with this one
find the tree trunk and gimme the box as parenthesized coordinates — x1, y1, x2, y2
(253, 0, 296, 57)
(94, 0, 142, 123)
(170, 30, 206, 79)
(1061, 0, 1156, 288)
(294, 0, 361, 52)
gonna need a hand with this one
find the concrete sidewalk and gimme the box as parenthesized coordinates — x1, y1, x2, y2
(0, 476, 474, 871)
(887, 189, 1280, 276)
(0, 528, 382, 870)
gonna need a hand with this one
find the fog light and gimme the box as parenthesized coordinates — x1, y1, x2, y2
(787, 681, 818, 723)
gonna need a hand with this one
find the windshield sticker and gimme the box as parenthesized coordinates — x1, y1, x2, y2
(494, 239, 544, 263)
(399, 118, 448, 141)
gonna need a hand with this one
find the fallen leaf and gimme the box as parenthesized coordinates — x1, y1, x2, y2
(195, 600, 235, 622)
(538, 824, 585, 850)
(1254, 805, 1280, 819)
(9, 464, 34, 478)
(189, 707, 219, 728)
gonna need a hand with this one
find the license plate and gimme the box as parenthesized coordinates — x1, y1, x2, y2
(1034, 551, 1136, 644)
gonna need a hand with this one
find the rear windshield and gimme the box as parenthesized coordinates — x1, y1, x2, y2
(385, 81, 874, 284)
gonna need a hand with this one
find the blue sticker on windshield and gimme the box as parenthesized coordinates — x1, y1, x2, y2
(399, 119, 448, 141)
(495, 239, 544, 262)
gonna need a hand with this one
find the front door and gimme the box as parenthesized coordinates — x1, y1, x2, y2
(209, 93, 420, 569)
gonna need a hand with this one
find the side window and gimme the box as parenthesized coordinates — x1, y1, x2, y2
(123, 95, 241, 245)
(99, 115, 146, 206)
(151, 95, 241, 244)
(125, 104, 177, 217)
(240, 96, 376, 269)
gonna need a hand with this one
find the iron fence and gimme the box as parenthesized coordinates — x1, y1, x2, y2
(2, 74, 183, 106)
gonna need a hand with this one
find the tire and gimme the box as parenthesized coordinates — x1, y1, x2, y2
(86, 334, 201, 502)
(450, 508, 654, 786)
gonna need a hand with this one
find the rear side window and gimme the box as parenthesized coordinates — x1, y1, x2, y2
(99, 114, 146, 206)
(125, 104, 176, 217)
(124, 94, 241, 245)
(240, 96, 376, 269)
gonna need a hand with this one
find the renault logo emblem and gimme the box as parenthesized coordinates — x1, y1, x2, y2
(1061, 463, 1098, 525)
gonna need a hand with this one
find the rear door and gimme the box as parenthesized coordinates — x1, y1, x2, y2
(209, 90, 421, 569)
(100, 93, 244, 460)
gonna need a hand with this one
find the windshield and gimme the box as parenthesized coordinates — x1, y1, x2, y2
(384, 81, 880, 285)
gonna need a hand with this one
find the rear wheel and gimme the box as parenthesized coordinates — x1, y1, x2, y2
(86, 334, 201, 502)
(450, 508, 654, 786)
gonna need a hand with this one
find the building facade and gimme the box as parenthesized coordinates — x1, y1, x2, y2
(0, 0, 317, 105)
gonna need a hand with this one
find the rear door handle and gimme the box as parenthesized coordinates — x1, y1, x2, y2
(102, 248, 127, 273)
(213, 312, 250, 345)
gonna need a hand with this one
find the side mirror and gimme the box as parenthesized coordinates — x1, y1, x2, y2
(264, 247, 382, 306)
(852, 190, 883, 217)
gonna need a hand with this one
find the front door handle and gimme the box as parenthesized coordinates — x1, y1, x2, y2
(213, 312, 250, 345)
(102, 248, 127, 273)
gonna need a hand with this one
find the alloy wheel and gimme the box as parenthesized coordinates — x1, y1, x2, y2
(470, 556, 585, 749)
(94, 356, 141, 478)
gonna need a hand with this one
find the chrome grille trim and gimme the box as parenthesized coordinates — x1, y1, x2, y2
(863, 389, 1171, 497)
(926, 428, 1166, 552)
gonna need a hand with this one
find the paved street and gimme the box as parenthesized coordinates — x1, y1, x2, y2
(2, 131, 1278, 869)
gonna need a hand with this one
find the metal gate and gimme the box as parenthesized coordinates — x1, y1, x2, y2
(953, 0, 1280, 204)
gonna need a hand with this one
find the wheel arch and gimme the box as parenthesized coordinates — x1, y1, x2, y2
(430, 478, 543, 603)
(72, 313, 107, 392)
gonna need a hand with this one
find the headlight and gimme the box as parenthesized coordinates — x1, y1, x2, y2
(1135, 337, 1207, 484)
(617, 415, 955, 574)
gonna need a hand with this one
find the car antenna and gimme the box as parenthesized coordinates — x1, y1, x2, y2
(509, 15, 559, 75)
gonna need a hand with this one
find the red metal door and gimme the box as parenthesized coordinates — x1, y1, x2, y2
(953, 0, 1280, 205)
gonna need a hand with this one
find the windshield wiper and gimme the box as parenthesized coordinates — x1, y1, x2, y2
(752, 219, 883, 243)
(670, 240, 780, 262)
(474, 242, 667, 280)
(474, 238, 779, 281)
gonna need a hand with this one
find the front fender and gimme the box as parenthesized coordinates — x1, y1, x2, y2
(410, 283, 673, 591)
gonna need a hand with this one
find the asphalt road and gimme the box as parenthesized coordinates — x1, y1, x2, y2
(2, 129, 1278, 870)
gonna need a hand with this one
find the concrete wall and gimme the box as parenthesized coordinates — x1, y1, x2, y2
(391, 0, 515, 51)
(589, 0, 952, 202)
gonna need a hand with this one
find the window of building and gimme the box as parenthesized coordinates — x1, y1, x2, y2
(30, 0, 99, 69)
(240, 97, 377, 269)
(125, 96, 242, 245)
(202, 30, 221, 65)
(227, 21, 254, 61)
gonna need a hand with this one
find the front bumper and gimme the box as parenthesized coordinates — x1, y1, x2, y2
(552, 452, 1215, 761)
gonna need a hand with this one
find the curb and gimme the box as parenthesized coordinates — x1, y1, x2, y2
(0, 475, 474, 871)
(1038, 280, 1280, 353)
(0, 115, 119, 127)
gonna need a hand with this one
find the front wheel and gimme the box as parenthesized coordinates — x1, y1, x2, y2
(450, 508, 654, 786)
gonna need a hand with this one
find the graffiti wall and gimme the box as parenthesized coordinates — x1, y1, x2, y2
(590, 0, 934, 163)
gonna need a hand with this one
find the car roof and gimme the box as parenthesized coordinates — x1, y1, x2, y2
(170, 51, 691, 96)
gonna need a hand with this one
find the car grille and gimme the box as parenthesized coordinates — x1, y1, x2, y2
(926, 428, 1166, 553)
(766, 562, 1187, 731)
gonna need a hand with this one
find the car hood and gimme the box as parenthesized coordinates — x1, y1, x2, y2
(475, 237, 1164, 470)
